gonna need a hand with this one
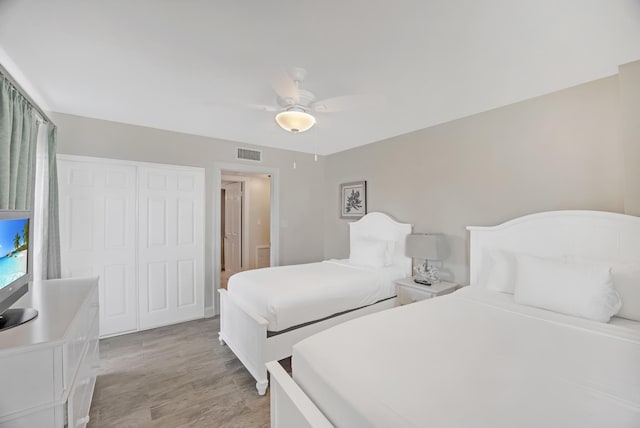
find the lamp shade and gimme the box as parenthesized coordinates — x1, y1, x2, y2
(275, 110, 316, 133)
(405, 233, 447, 260)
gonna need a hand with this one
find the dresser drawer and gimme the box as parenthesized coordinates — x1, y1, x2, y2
(86, 317, 100, 372)
(68, 373, 95, 428)
(0, 406, 60, 428)
(63, 289, 99, 389)
(67, 314, 98, 428)
(398, 286, 434, 305)
(68, 376, 91, 428)
(0, 348, 56, 416)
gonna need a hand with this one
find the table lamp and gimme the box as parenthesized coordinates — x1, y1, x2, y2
(405, 233, 447, 285)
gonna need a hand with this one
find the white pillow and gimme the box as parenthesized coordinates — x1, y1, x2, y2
(350, 238, 388, 268)
(607, 262, 640, 321)
(513, 254, 622, 323)
(479, 249, 516, 293)
(563, 257, 640, 322)
(384, 240, 396, 266)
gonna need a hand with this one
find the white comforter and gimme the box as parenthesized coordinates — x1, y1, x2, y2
(293, 286, 640, 428)
(226, 260, 403, 332)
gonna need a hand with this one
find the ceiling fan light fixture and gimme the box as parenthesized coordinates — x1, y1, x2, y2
(275, 109, 316, 133)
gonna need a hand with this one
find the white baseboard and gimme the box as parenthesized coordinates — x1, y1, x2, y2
(204, 306, 217, 318)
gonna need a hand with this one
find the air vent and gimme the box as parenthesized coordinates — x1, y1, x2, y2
(237, 148, 262, 162)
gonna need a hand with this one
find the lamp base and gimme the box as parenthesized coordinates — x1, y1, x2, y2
(426, 266, 441, 284)
(414, 277, 432, 286)
(416, 262, 440, 285)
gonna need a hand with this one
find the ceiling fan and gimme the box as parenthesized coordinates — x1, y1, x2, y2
(250, 67, 379, 134)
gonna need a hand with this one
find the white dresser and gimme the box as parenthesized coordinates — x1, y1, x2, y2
(0, 277, 99, 428)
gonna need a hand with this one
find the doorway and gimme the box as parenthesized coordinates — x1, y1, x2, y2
(220, 170, 272, 289)
(214, 162, 280, 314)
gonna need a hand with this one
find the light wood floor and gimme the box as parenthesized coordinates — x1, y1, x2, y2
(88, 317, 274, 427)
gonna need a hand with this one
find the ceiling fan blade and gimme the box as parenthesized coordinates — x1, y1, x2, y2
(311, 94, 384, 113)
(270, 68, 300, 104)
(248, 103, 279, 112)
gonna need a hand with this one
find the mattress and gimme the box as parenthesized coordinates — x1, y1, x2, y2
(292, 286, 640, 428)
(226, 259, 403, 332)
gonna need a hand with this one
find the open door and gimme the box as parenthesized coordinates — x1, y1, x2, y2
(223, 181, 243, 277)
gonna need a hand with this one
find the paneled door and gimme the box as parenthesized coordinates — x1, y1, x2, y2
(58, 158, 138, 337)
(223, 181, 242, 276)
(138, 166, 205, 330)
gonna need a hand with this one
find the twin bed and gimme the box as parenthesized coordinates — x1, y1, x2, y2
(267, 210, 640, 427)
(218, 212, 412, 394)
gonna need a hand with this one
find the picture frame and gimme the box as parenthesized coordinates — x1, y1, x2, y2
(340, 181, 367, 219)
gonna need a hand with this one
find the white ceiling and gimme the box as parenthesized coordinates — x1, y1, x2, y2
(1, 0, 639, 155)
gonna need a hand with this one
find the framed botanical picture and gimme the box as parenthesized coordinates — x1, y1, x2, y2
(340, 181, 367, 219)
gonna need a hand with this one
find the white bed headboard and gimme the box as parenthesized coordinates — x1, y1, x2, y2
(349, 212, 413, 275)
(467, 210, 640, 286)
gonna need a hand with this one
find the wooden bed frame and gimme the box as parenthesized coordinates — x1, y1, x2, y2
(267, 210, 640, 426)
(218, 212, 412, 395)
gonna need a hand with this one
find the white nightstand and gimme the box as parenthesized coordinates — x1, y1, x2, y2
(395, 277, 458, 305)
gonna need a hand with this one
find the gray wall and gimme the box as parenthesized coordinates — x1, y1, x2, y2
(52, 59, 640, 306)
(323, 75, 626, 283)
(52, 112, 325, 311)
(620, 60, 640, 216)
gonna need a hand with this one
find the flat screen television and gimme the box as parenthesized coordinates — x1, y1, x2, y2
(0, 211, 37, 331)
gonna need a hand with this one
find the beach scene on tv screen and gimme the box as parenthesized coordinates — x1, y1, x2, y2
(0, 218, 29, 289)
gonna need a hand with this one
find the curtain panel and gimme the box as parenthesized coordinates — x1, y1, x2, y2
(0, 73, 38, 210)
(33, 123, 62, 280)
(0, 72, 61, 278)
(46, 125, 61, 278)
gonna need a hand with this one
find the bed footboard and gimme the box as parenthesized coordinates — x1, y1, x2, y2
(218, 289, 270, 394)
(266, 361, 333, 428)
(219, 290, 398, 395)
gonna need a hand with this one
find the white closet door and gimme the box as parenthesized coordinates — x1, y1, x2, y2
(138, 166, 205, 330)
(58, 158, 138, 337)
